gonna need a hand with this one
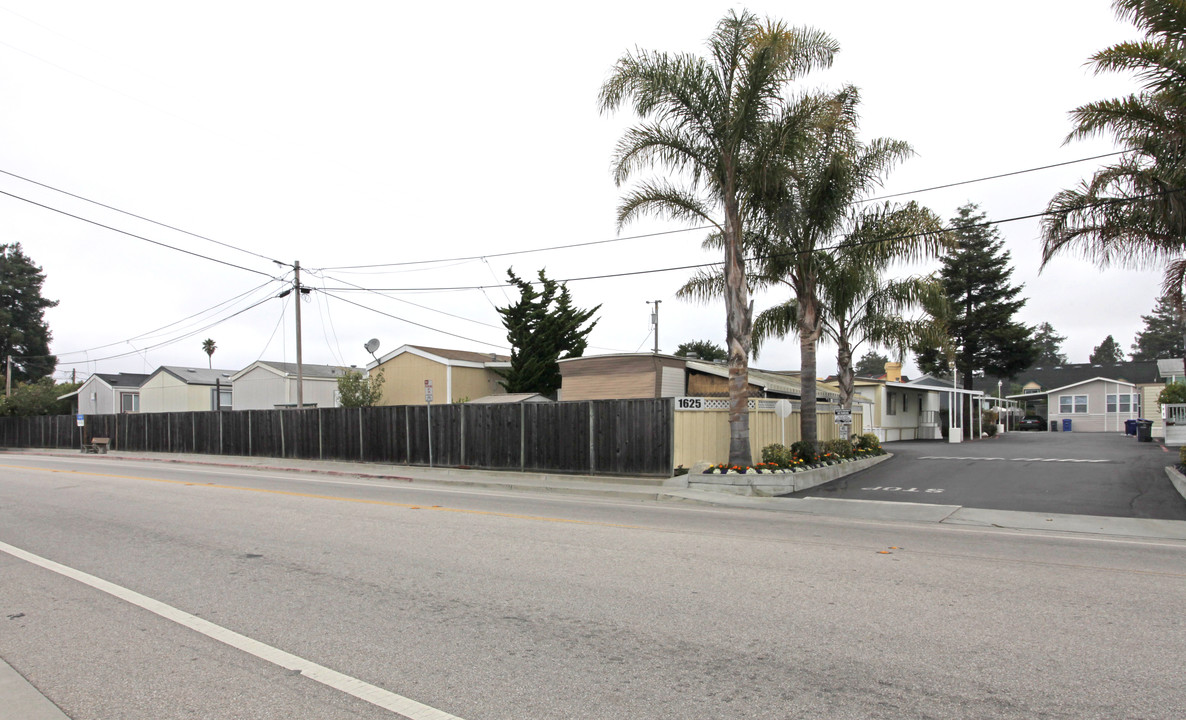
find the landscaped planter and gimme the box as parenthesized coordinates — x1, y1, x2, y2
(686, 453, 892, 496)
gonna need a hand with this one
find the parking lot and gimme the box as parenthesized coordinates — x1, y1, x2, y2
(790, 431, 1186, 520)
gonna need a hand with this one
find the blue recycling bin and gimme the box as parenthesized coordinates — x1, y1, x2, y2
(1125, 419, 1137, 436)
(1062, 418, 1072, 432)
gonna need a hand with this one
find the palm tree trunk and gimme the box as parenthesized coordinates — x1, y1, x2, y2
(797, 285, 823, 447)
(723, 193, 753, 467)
(836, 339, 854, 410)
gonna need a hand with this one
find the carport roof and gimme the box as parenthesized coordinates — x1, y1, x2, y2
(1006, 376, 1137, 399)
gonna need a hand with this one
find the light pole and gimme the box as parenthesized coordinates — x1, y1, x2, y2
(997, 379, 1004, 434)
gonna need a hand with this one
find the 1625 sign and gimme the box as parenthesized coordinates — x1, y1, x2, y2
(676, 398, 704, 410)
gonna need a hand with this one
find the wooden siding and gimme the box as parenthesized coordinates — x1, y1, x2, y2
(450, 366, 505, 403)
(560, 371, 656, 401)
(375, 353, 450, 405)
(1047, 379, 1140, 433)
(139, 373, 214, 413)
(686, 373, 766, 398)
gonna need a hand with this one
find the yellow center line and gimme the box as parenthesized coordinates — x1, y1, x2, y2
(0, 463, 646, 530)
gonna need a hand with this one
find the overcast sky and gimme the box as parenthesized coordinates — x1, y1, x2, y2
(0, 1, 1159, 385)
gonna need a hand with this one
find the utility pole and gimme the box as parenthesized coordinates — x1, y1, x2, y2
(294, 261, 305, 410)
(647, 300, 661, 354)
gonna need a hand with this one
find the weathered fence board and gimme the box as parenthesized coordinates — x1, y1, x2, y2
(0, 399, 675, 476)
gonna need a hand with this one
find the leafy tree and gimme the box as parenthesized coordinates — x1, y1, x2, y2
(1159, 381, 1186, 405)
(0, 378, 79, 416)
(336, 369, 384, 408)
(1032, 322, 1068, 365)
(497, 269, 599, 397)
(674, 340, 727, 362)
(202, 338, 217, 369)
(855, 350, 891, 377)
(1042, 0, 1186, 305)
(1131, 293, 1185, 360)
(916, 204, 1038, 429)
(1090, 334, 1125, 363)
(0, 243, 57, 383)
(600, 9, 837, 465)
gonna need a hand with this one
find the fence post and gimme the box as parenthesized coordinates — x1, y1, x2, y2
(519, 404, 525, 472)
(359, 407, 364, 461)
(404, 408, 411, 465)
(247, 412, 252, 456)
(318, 408, 324, 460)
(279, 410, 285, 458)
(218, 411, 223, 455)
(459, 405, 466, 467)
(588, 402, 596, 475)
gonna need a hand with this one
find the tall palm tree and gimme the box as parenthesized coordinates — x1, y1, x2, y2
(1042, 0, 1186, 304)
(201, 338, 216, 369)
(599, 10, 838, 465)
(695, 86, 947, 444)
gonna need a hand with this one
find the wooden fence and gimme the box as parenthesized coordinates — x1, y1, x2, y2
(0, 399, 675, 477)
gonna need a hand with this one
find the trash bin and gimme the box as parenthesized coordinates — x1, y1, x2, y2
(1136, 419, 1153, 442)
(1125, 419, 1138, 436)
(1062, 418, 1072, 432)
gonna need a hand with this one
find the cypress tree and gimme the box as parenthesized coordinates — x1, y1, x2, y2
(916, 203, 1037, 392)
(0, 243, 58, 383)
(1131, 294, 1185, 361)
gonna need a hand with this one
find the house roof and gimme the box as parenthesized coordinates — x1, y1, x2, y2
(231, 361, 353, 381)
(95, 372, 151, 388)
(976, 361, 1160, 394)
(466, 393, 551, 404)
(686, 360, 845, 402)
(369, 344, 510, 369)
(1157, 358, 1184, 378)
(151, 366, 237, 386)
(1006, 376, 1137, 399)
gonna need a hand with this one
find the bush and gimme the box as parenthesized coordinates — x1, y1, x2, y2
(1160, 382, 1186, 407)
(981, 411, 998, 437)
(791, 440, 818, 464)
(851, 433, 881, 452)
(821, 438, 854, 459)
(761, 443, 794, 467)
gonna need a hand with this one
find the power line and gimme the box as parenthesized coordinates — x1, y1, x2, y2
(317, 289, 509, 351)
(312, 188, 1183, 293)
(0, 188, 279, 279)
(0, 167, 283, 265)
(312, 271, 505, 331)
(314, 151, 1127, 272)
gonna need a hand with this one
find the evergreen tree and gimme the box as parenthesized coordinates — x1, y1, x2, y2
(497, 269, 599, 397)
(855, 351, 891, 377)
(0, 244, 57, 382)
(675, 340, 727, 362)
(1032, 322, 1068, 365)
(1131, 294, 1185, 360)
(1090, 335, 1125, 363)
(336, 369, 384, 408)
(916, 204, 1038, 420)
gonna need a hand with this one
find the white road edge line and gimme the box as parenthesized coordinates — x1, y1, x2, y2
(0, 540, 466, 720)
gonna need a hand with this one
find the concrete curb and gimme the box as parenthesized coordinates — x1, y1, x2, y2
(0, 658, 69, 720)
(686, 453, 892, 496)
(1165, 465, 1186, 504)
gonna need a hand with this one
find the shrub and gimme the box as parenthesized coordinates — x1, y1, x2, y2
(981, 411, 998, 437)
(822, 438, 854, 459)
(761, 443, 794, 467)
(791, 440, 818, 464)
(1159, 382, 1186, 407)
(851, 433, 881, 452)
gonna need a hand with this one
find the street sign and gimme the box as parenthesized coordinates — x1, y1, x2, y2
(834, 409, 852, 425)
(76, 413, 84, 427)
(424, 379, 434, 403)
(774, 399, 794, 419)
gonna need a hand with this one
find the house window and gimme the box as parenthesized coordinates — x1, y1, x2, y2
(211, 388, 232, 411)
(1023, 388, 1040, 394)
(120, 392, 139, 413)
(1107, 393, 1138, 413)
(886, 393, 896, 416)
(1059, 394, 1087, 414)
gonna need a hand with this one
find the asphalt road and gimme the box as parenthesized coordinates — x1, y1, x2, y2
(790, 432, 1186, 520)
(2, 453, 1185, 719)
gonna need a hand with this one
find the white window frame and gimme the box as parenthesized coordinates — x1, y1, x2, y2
(1106, 392, 1139, 413)
(120, 392, 139, 413)
(1059, 394, 1088, 414)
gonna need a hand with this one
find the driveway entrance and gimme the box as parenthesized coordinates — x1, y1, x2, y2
(789, 432, 1186, 520)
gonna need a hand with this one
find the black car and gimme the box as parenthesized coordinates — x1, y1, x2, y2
(1018, 415, 1046, 431)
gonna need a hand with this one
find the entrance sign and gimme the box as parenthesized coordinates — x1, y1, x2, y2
(424, 379, 434, 403)
(75, 414, 84, 427)
(834, 409, 852, 426)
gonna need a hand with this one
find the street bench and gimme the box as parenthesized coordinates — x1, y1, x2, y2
(82, 437, 110, 454)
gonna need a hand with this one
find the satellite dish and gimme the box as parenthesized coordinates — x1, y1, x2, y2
(364, 338, 381, 362)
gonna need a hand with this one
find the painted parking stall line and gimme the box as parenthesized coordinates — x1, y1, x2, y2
(918, 456, 1110, 464)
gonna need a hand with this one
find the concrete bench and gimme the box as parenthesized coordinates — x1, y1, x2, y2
(82, 438, 110, 454)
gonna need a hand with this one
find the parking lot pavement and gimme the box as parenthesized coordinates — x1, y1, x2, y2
(788, 431, 1186, 520)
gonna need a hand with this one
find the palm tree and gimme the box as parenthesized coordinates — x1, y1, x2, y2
(682, 87, 947, 444)
(201, 338, 216, 369)
(599, 10, 838, 466)
(1042, 0, 1186, 304)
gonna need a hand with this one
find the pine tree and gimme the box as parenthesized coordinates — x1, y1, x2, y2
(497, 269, 599, 397)
(675, 340, 727, 362)
(1131, 294, 1185, 360)
(1089, 335, 1125, 364)
(916, 203, 1038, 400)
(854, 351, 891, 377)
(0, 244, 58, 383)
(1032, 322, 1068, 365)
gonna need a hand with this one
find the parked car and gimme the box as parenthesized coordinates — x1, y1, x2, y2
(1018, 415, 1046, 431)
